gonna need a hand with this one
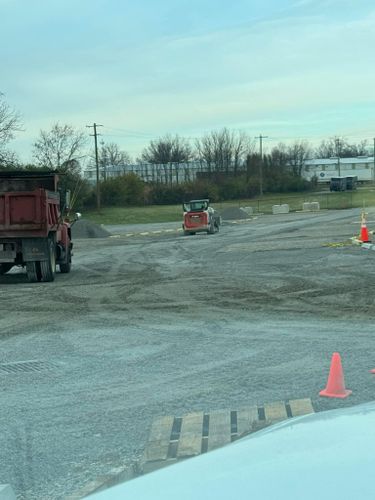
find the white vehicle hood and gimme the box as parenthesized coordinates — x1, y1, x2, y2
(90, 402, 375, 500)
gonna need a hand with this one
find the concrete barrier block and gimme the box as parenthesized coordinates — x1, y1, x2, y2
(0, 485, 16, 500)
(242, 206, 253, 215)
(302, 202, 320, 212)
(272, 204, 289, 214)
(310, 202, 320, 211)
(302, 202, 311, 211)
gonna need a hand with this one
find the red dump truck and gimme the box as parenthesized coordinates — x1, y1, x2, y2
(0, 171, 77, 282)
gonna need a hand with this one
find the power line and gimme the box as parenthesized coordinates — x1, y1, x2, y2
(104, 126, 155, 138)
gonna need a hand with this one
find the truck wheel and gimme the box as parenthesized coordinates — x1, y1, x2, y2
(0, 264, 13, 275)
(59, 248, 71, 274)
(39, 238, 56, 282)
(26, 261, 42, 282)
(207, 222, 215, 234)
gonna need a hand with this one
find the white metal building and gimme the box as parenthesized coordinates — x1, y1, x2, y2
(302, 157, 375, 183)
(84, 157, 375, 185)
(83, 161, 206, 184)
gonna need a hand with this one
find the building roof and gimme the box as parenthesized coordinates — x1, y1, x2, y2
(305, 157, 374, 166)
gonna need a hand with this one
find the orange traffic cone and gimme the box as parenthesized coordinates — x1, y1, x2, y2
(319, 352, 352, 398)
(359, 212, 371, 243)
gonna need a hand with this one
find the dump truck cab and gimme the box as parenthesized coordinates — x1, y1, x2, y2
(182, 199, 221, 235)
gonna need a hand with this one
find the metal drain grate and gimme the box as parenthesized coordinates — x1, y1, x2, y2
(0, 360, 55, 374)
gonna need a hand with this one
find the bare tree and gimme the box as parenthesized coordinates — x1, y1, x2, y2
(89, 141, 132, 179)
(141, 134, 193, 184)
(315, 137, 369, 159)
(315, 138, 337, 159)
(33, 123, 87, 173)
(0, 93, 22, 168)
(100, 141, 131, 166)
(195, 128, 254, 174)
(0, 93, 22, 147)
(0, 149, 20, 170)
(141, 134, 192, 164)
(267, 143, 289, 170)
(287, 140, 311, 176)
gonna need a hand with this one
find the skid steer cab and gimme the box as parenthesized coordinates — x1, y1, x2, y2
(182, 199, 221, 236)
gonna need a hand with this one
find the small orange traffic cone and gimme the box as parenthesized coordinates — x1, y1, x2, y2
(319, 352, 352, 398)
(359, 211, 371, 243)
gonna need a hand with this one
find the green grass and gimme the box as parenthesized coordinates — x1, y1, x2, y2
(83, 205, 182, 225)
(84, 187, 375, 225)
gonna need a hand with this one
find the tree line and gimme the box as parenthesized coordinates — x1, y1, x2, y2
(0, 92, 372, 208)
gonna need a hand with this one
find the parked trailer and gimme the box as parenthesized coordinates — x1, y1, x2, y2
(346, 175, 358, 190)
(329, 177, 347, 192)
(0, 171, 78, 282)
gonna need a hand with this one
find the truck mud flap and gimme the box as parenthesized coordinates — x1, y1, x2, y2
(22, 238, 49, 262)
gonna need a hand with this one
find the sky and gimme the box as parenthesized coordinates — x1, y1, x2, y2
(1, 0, 375, 164)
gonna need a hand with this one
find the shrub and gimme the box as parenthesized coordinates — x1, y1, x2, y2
(100, 173, 145, 206)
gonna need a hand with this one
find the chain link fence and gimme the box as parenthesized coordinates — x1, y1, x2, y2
(213, 189, 375, 215)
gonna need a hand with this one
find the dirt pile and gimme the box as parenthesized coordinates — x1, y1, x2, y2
(71, 219, 112, 239)
(220, 207, 251, 220)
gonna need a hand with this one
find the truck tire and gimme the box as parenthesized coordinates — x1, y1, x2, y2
(59, 248, 71, 274)
(0, 264, 13, 275)
(26, 261, 42, 282)
(39, 238, 56, 282)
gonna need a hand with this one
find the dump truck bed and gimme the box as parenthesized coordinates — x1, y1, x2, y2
(0, 189, 60, 238)
(0, 171, 61, 238)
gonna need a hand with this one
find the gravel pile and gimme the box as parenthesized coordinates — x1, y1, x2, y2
(220, 207, 251, 220)
(71, 219, 111, 239)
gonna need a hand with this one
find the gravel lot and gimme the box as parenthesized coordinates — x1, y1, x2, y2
(1, 208, 375, 499)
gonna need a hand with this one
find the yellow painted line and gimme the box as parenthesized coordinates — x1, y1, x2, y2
(111, 229, 182, 238)
(323, 241, 352, 248)
(177, 228, 183, 232)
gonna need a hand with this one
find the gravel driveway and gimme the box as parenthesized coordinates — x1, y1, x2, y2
(1, 208, 374, 499)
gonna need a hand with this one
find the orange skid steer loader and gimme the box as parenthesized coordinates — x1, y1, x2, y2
(182, 199, 221, 236)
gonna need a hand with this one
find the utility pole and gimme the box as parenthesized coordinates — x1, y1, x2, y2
(255, 134, 268, 196)
(335, 138, 341, 177)
(86, 123, 103, 210)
